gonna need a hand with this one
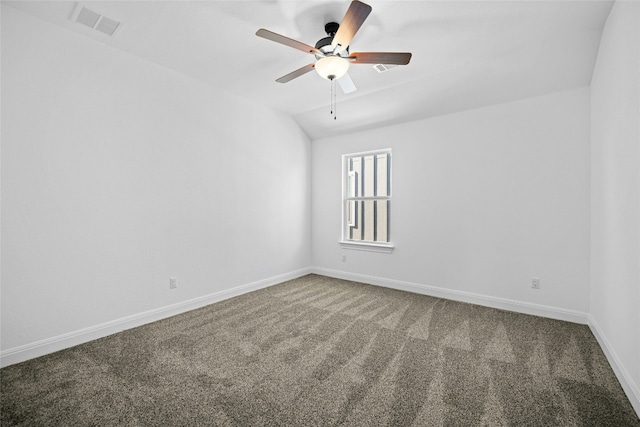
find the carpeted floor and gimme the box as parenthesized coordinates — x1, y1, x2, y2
(1, 274, 638, 426)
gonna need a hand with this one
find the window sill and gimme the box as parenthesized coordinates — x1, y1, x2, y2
(339, 241, 395, 253)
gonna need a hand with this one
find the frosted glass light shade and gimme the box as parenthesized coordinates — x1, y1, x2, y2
(315, 56, 350, 80)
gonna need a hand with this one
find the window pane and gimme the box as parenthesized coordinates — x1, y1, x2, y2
(363, 155, 375, 197)
(363, 200, 375, 241)
(376, 200, 389, 242)
(347, 200, 389, 243)
(349, 200, 361, 240)
(347, 200, 356, 227)
(349, 157, 362, 197)
(376, 153, 388, 197)
(347, 171, 357, 198)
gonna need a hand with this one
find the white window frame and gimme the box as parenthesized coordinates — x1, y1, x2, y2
(340, 149, 394, 253)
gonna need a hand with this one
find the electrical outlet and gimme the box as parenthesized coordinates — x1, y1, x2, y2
(342, 255, 347, 262)
(531, 277, 540, 289)
(170, 277, 178, 289)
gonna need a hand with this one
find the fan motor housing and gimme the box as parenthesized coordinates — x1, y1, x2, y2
(315, 22, 349, 58)
(315, 36, 333, 50)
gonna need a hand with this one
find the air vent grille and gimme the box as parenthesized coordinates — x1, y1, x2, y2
(76, 6, 100, 28)
(373, 64, 398, 73)
(71, 3, 121, 37)
(373, 64, 388, 73)
(95, 16, 120, 36)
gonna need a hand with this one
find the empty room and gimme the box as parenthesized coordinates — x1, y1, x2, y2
(1, 0, 638, 425)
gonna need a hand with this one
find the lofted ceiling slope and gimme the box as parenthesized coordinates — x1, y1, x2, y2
(5, 1, 613, 140)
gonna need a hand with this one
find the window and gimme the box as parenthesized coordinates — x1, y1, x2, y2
(341, 149, 393, 252)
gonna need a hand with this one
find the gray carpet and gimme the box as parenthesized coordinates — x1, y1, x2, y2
(1, 274, 638, 426)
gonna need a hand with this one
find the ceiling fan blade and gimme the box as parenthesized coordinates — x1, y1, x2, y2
(337, 73, 357, 94)
(276, 63, 316, 83)
(348, 52, 412, 65)
(256, 29, 322, 55)
(331, 0, 372, 51)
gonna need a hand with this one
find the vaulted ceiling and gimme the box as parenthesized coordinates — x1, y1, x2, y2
(5, 1, 613, 140)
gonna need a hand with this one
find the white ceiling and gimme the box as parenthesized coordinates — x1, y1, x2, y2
(5, 0, 613, 140)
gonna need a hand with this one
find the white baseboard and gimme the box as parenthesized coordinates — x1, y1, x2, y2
(0, 267, 313, 368)
(312, 267, 589, 324)
(588, 315, 640, 417)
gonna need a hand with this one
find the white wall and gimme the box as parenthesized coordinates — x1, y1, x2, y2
(312, 88, 591, 318)
(1, 6, 311, 357)
(590, 0, 640, 413)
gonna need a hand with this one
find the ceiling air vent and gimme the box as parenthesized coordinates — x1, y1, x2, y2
(373, 64, 398, 73)
(71, 3, 122, 37)
(373, 64, 388, 73)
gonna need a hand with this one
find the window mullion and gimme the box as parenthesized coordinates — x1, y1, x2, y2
(346, 196, 390, 201)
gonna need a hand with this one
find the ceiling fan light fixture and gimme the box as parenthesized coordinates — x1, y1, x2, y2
(315, 56, 350, 80)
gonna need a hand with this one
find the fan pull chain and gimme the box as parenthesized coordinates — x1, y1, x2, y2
(329, 78, 337, 120)
(334, 79, 337, 120)
(329, 78, 333, 118)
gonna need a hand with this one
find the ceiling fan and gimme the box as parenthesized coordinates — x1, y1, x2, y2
(256, 0, 412, 94)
